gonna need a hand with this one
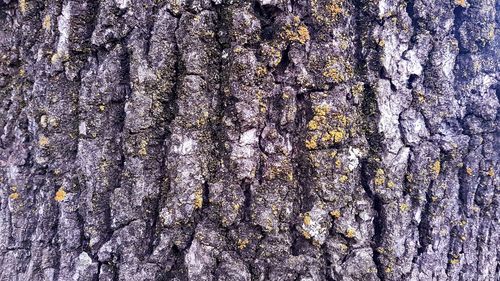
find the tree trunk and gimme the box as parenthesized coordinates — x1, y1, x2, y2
(0, 0, 498, 280)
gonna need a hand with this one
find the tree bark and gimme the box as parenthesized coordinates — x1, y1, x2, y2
(0, 0, 498, 280)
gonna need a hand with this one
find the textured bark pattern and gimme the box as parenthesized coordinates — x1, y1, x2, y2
(0, 0, 498, 280)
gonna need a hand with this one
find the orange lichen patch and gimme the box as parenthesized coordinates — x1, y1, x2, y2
(194, 189, 203, 209)
(42, 15, 51, 30)
(455, 0, 467, 7)
(330, 209, 341, 219)
(237, 238, 250, 250)
(38, 135, 49, 147)
(54, 188, 66, 202)
(431, 160, 441, 176)
(466, 167, 473, 176)
(9, 192, 20, 200)
(345, 227, 356, 238)
(374, 169, 385, 186)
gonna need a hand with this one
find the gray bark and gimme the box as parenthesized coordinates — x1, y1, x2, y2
(0, 0, 498, 280)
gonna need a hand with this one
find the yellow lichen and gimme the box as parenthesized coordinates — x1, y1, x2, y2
(38, 135, 49, 147)
(98, 105, 106, 112)
(385, 265, 393, 273)
(19, 0, 27, 14)
(54, 188, 66, 202)
(303, 212, 312, 226)
(302, 229, 311, 239)
(313, 104, 330, 116)
(322, 68, 343, 82)
(194, 189, 203, 209)
(487, 166, 494, 177)
(374, 169, 385, 186)
(305, 134, 318, 150)
(326, 1, 343, 18)
(387, 181, 395, 188)
(9, 192, 20, 200)
(256, 66, 267, 77)
(51, 52, 61, 64)
(296, 26, 310, 44)
(282, 19, 310, 44)
(399, 203, 409, 212)
(237, 238, 250, 249)
(455, 0, 467, 7)
(339, 175, 348, 183)
(346, 227, 356, 238)
(330, 209, 341, 219)
(466, 167, 473, 176)
(450, 258, 460, 265)
(138, 140, 148, 156)
(431, 160, 441, 176)
(42, 15, 51, 30)
(307, 119, 319, 130)
(327, 129, 345, 142)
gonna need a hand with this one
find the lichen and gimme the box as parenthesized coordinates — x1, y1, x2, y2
(330, 209, 341, 219)
(345, 227, 356, 238)
(431, 160, 441, 176)
(38, 135, 49, 147)
(374, 169, 385, 186)
(194, 189, 203, 209)
(487, 166, 494, 177)
(19, 0, 27, 14)
(237, 238, 250, 250)
(303, 212, 312, 226)
(466, 167, 473, 176)
(305, 134, 319, 150)
(138, 140, 148, 156)
(256, 66, 268, 77)
(9, 192, 19, 200)
(399, 203, 409, 212)
(454, 0, 467, 7)
(282, 17, 310, 44)
(42, 15, 51, 30)
(339, 175, 348, 183)
(54, 188, 66, 202)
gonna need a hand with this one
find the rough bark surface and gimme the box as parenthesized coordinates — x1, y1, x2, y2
(0, 0, 498, 280)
